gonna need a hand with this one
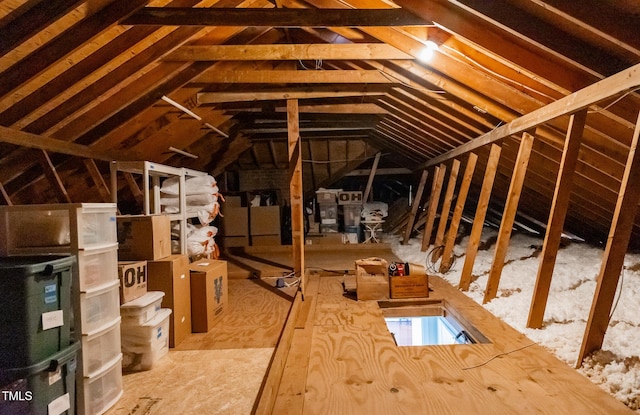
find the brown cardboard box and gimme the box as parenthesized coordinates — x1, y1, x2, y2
(338, 191, 363, 205)
(189, 259, 228, 332)
(251, 235, 281, 246)
(355, 257, 389, 301)
(223, 235, 249, 248)
(147, 254, 191, 347)
(117, 215, 171, 260)
(250, 206, 280, 235)
(224, 196, 242, 208)
(222, 207, 248, 236)
(390, 275, 429, 299)
(118, 260, 147, 304)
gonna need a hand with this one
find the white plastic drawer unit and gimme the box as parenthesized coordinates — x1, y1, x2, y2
(79, 353, 123, 415)
(0, 203, 117, 255)
(78, 280, 120, 335)
(81, 317, 122, 377)
(76, 243, 119, 292)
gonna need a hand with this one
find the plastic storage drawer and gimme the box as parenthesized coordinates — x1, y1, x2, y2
(120, 291, 165, 326)
(80, 354, 123, 415)
(75, 243, 119, 292)
(78, 280, 120, 334)
(0, 343, 79, 415)
(0, 255, 74, 368)
(0, 203, 117, 255)
(121, 308, 171, 371)
(81, 318, 121, 377)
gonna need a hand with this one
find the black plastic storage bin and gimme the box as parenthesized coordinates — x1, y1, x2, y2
(0, 256, 75, 369)
(0, 342, 79, 415)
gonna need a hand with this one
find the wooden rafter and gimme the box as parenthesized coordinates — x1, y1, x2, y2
(84, 159, 112, 203)
(197, 90, 387, 104)
(421, 165, 446, 252)
(37, 150, 72, 203)
(194, 69, 394, 84)
(122, 8, 432, 27)
(431, 159, 461, 262)
(402, 169, 429, 244)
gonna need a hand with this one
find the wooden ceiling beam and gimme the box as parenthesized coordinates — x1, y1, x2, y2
(424, 63, 640, 168)
(198, 90, 387, 103)
(167, 43, 412, 61)
(194, 69, 393, 84)
(0, 125, 131, 161)
(121, 7, 432, 27)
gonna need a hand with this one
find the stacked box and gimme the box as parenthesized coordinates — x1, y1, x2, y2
(355, 257, 389, 301)
(120, 291, 171, 372)
(189, 260, 228, 332)
(250, 206, 281, 246)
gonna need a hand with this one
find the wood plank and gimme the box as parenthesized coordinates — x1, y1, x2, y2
(272, 275, 320, 415)
(459, 144, 501, 290)
(483, 133, 534, 304)
(0, 126, 128, 161)
(37, 150, 72, 203)
(83, 159, 112, 203)
(362, 152, 381, 203)
(193, 69, 393, 84)
(0, 0, 149, 99)
(0, 181, 13, 205)
(402, 169, 429, 244)
(421, 165, 446, 252)
(253, 290, 303, 415)
(423, 63, 640, 168)
(577, 111, 640, 365)
(197, 90, 386, 104)
(527, 110, 587, 328)
(288, 99, 305, 295)
(431, 159, 461, 262)
(167, 44, 413, 61)
(122, 7, 432, 27)
(440, 153, 478, 272)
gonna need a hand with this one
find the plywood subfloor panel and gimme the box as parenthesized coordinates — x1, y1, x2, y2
(106, 279, 292, 415)
(176, 279, 292, 350)
(272, 273, 633, 415)
(108, 348, 273, 415)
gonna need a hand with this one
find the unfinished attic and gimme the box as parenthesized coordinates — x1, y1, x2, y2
(0, 1, 639, 414)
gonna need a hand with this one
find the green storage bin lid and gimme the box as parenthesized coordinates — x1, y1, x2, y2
(0, 256, 75, 276)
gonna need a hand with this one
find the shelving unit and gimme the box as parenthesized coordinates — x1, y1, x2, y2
(110, 161, 207, 255)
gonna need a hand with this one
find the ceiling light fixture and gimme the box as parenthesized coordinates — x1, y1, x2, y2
(417, 40, 439, 63)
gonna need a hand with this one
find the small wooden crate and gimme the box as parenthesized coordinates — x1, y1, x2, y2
(389, 275, 429, 299)
(355, 257, 389, 301)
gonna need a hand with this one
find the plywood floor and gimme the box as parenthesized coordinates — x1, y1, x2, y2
(106, 279, 292, 415)
(269, 273, 635, 415)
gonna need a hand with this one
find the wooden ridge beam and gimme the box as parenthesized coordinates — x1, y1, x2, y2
(122, 7, 432, 27)
(167, 43, 413, 61)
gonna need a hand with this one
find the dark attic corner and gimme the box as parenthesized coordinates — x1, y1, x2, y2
(0, 1, 639, 414)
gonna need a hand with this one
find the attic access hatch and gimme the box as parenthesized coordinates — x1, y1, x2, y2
(379, 300, 490, 347)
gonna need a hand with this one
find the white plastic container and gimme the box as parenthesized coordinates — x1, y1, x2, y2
(0, 203, 117, 255)
(120, 291, 165, 326)
(81, 317, 122, 377)
(80, 354, 123, 415)
(75, 243, 119, 292)
(121, 308, 171, 371)
(79, 280, 120, 334)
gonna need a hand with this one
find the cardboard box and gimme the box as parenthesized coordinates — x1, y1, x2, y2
(251, 235, 281, 246)
(250, 206, 281, 235)
(117, 215, 171, 261)
(316, 191, 337, 203)
(118, 260, 147, 304)
(223, 235, 249, 248)
(189, 259, 228, 332)
(147, 254, 191, 347)
(390, 275, 429, 299)
(338, 191, 363, 205)
(355, 257, 389, 301)
(224, 196, 242, 208)
(222, 207, 248, 236)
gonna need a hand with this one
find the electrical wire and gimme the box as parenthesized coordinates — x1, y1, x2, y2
(608, 267, 625, 322)
(461, 342, 537, 370)
(588, 86, 640, 114)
